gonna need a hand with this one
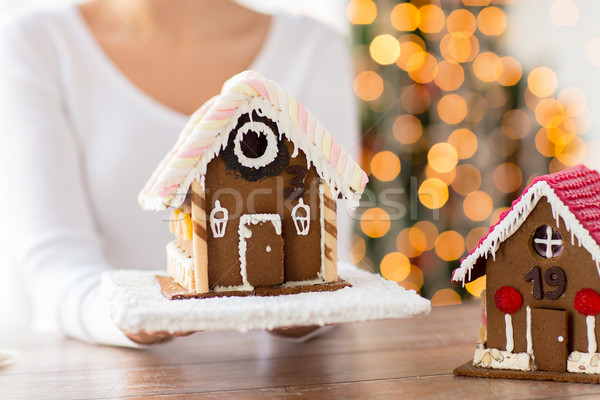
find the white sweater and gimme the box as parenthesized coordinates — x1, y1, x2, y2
(0, 5, 358, 346)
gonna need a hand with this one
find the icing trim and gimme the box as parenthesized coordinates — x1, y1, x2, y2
(526, 306, 533, 355)
(139, 70, 367, 211)
(291, 198, 310, 236)
(453, 180, 600, 285)
(236, 213, 282, 292)
(233, 119, 278, 169)
(209, 200, 228, 238)
(505, 313, 514, 352)
(588, 315, 597, 353)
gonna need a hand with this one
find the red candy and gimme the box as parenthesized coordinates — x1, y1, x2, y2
(494, 286, 522, 314)
(574, 288, 600, 316)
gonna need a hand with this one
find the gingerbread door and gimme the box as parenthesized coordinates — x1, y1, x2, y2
(531, 308, 568, 372)
(240, 214, 284, 287)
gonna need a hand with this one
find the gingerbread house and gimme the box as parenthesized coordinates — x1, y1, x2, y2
(139, 71, 367, 298)
(452, 165, 600, 381)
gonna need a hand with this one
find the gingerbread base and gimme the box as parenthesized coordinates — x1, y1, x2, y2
(156, 275, 351, 300)
(454, 362, 600, 383)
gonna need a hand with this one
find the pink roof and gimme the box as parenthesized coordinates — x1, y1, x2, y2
(452, 164, 600, 285)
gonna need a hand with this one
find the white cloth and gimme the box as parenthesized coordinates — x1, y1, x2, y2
(0, 5, 359, 346)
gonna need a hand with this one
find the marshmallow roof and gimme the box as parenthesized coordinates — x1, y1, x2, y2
(139, 71, 368, 211)
(452, 164, 600, 286)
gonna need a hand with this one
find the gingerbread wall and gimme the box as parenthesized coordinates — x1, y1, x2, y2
(202, 139, 324, 289)
(486, 198, 600, 355)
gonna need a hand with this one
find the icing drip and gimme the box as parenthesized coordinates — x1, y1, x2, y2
(505, 313, 514, 352)
(526, 306, 533, 354)
(454, 179, 600, 285)
(588, 315, 597, 353)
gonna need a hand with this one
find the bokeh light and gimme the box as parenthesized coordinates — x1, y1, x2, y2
(496, 56, 523, 86)
(428, 142, 459, 173)
(350, 234, 366, 264)
(391, 3, 420, 31)
(490, 206, 510, 225)
(477, 7, 507, 36)
(370, 151, 401, 182)
(501, 109, 531, 139)
(447, 9, 476, 35)
(473, 52, 501, 82)
(434, 231, 465, 261)
(434, 61, 464, 91)
(463, 191, 493, 221)
(550, 0, 579, 26)
(585, 37, 600, 67)
(401, 84, 431, 114)
(380, 252, 411, 282)
(419, 178, 449, 209)
(558, 87, 586, 117)
(528, 67, 558, 98)
(437, 94, 468, 124)
(408, 52, 438, 83)
(466, 226, 489, 251)
(448, 128, 478, 159)
(370, 34, 401, 65)
(452, 164, 482, 196)
(431, 288, 462, 306)
(393, 114, 423, 144)
(399, 265, 424, 291)
(396, 228, 423, 258)
(360, 207, 391, 238)
(412, 221, 439, 251)
(535, 98, 565, 128)
(465, 276, 486, 298)
(347, 0, 377, 25)
(440, 32, 479, 63)
(396, 35, 426, 71)
(425, 164, 457, 185)
(419, 4, 446, 33)
(493, 163, 523, 193)
(354, 71, 384, 101)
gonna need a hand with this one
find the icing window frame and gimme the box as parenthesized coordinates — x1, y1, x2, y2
(532, 225, 564, 259)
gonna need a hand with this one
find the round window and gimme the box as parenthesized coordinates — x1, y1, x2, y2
(221, 111, 289, 181)
(532, 225, 563, 258)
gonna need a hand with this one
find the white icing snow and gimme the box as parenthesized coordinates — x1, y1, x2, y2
(454, 180, 600, 285)
(101, 262, 431, 333)
(505, 313, 514, 353)
(588, 315, 597, 354)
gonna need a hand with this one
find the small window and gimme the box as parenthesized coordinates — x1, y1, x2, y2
(532, 225, 563, 258)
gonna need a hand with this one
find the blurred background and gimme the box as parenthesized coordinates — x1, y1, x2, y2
(1, 0, 598, 311)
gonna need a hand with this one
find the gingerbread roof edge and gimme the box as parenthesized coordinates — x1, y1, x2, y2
(138, 70, 368, 211)
(452, 164, 600, 286)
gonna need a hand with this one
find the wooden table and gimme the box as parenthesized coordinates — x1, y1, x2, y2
(2, 302, 600, 399)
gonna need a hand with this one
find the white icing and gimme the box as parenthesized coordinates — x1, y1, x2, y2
(526, 306, 533, 355)
(558, 336, 565, 343)
(588, 315, 597, 353)
(209, 200, 228, 238)
(142, 94, 364, 212)
(233, 119, 278, 169)
(533, 225, 563, 258)
(505, 313, 514, 353)
(473, 346, 532, 371)
(454, 180, 600, 285)
(567, 351, 600, 374)
(236, 213, 282, 292)
(291, 198, 310, 236)
(266, 245, 271, 253)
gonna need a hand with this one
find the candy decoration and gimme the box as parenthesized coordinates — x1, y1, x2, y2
(139, 70, 368, 212)
(574, 288, 600, 353)
(495, 286, 522, 352)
